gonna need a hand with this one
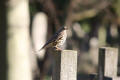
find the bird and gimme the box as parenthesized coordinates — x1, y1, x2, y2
(39, 26, 68, 51)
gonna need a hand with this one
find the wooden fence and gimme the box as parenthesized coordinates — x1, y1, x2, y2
(51, 47, 120, 80)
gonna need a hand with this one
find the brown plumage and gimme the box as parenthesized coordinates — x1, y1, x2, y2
(39, 26, 68, 51)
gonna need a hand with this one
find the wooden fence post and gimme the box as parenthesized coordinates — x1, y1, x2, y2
(52, 50, 77, 80)
(98, 47, 119, 80)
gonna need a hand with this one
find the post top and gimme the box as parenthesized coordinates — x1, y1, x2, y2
(62, 50, 77, 53)
(52, 50, 77, 54)
(100, 47, 118, 50)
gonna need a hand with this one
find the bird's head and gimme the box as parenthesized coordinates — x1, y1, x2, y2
(63, 26, 68, 30)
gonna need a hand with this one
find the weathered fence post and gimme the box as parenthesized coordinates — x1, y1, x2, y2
(98, 47, 119, 80)
(52, 50, 77, 80)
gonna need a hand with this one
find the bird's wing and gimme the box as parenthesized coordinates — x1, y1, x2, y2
(39, 27, 64, 51)
(39, 32, 60, 51)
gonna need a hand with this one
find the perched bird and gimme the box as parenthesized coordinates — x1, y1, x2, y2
(39, 26, 68, 51)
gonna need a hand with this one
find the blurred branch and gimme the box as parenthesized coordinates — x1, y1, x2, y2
(65, 0, 111, 26)
(36, 0, 61, 30)
(72, 1, 111, 21)
(72, 9, 98, 21)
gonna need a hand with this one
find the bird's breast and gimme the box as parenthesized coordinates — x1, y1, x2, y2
(57, 30, 67, 46)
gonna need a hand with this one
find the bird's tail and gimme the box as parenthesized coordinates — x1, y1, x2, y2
(38, 46, 44, 52)
(38, 43, 48, 52)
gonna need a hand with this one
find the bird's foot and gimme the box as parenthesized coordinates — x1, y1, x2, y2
(53, 46, 62, 51)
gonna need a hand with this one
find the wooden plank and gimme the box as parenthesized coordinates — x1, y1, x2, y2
(98, 47, 118, 80)
(112, 77, 120, 80)
(52, 50, 77, 80)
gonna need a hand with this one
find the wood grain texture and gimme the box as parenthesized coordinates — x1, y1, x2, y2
(112, 77, 120, 80)
(98, 47, 118, 80)
(52, 50, 77, 80)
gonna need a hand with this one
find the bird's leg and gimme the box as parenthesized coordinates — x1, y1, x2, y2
(54, 46, 62, 51)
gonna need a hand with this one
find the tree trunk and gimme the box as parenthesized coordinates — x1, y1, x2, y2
(7, 0, 32, 80)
